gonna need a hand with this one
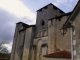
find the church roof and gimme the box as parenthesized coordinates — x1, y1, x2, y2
(17, 22, 35, 27)
(37, 3, 65, 14)
(49, 11, 72, 20)
(17, 22, 35, 32)
(43, 50, 71, 58)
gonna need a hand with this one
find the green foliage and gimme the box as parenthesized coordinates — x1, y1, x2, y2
(0, 53, 10, 58)
(0, 42, 10, 58)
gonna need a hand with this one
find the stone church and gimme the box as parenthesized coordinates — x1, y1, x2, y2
(10, 0, 80, 60)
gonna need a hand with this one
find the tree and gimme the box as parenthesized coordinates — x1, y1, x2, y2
(0, 42, 9, 54)
(0, 42, 10, 58)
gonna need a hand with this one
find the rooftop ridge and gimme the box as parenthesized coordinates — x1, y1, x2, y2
(37, 3, 65, 14)
(48, 11, 72, 20)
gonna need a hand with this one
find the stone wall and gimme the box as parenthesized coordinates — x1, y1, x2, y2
(22, 27, 34, 60)
(56, 15, 71, 52)
(73, 10, 80, 60)
(48, 15, 71, 53)
(10, 22, 27, 60)
(33, 36, 48, 60)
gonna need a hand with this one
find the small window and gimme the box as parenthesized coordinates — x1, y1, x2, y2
(40, 20, 45, 26)
(40, 31, 42, 37)
(37, 32, 39, 37)
(44, 30, 47, 36)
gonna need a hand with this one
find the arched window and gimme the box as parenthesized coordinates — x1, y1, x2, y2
(40, 20, 45, 26)
(36, 32, 39, 37)
(40, 31, 42, 37)
(44, 30, 47, 36)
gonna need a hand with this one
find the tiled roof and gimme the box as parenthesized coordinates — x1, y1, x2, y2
(43, 50, 71, 58)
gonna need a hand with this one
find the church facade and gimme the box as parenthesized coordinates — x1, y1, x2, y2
(10, 0, 80, 60)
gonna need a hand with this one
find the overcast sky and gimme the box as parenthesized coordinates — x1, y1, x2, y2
(0, 0, 78, 52)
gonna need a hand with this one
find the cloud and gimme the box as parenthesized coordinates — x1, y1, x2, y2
(49, 0, 78, 7)
(0, 8, 36, 52)
(4, 42, 13, 53)
(0, 0, 36, 21)
(0, 0, 36, 52)
(49, 0, 78, 12)
(56, 0, 68, 4)
(0, 9, 15, 43)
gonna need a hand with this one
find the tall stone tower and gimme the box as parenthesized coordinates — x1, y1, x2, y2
(33, 3, 65, 60)
(35, 3, 65, 38)
(10, 22, 35, 60)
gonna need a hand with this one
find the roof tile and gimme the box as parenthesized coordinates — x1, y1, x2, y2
(43, 50, 71, 58)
